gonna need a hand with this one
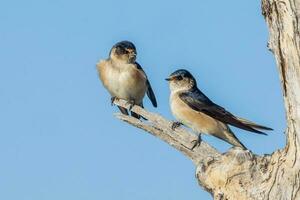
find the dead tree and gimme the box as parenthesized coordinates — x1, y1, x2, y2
(114, 0, 300, 199)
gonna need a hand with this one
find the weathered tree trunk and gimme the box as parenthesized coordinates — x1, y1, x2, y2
(114, 0, 300, 199)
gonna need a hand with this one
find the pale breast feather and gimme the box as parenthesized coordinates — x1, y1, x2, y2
(96, 60, 120, 97)
(97, 60, 111, 88)
(97, 60, 147, 102)
(119, 65, 147, 102)
(170, 92, 226, 134)
(96, 60, 107, 86)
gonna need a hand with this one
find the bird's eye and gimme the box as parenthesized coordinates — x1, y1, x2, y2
(176, 76, 183, 81)
(116, 47, 126, 54)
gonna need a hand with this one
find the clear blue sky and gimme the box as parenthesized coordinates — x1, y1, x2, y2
(0, 0, 285, 199)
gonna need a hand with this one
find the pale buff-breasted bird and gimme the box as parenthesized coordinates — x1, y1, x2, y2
(166, 69, 272, 149)
(97, 41, 157, 118)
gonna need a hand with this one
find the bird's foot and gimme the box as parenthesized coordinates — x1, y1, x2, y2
(127, 100, 136, 111)
(191, 134, 202, 150)
(111, 97, 119, 106)
(171, 121, 183, 131)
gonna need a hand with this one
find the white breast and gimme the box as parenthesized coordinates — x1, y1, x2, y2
(99, 61, 147, 104)
(170, 91, 228, 135)
(170, 92, 195, 128)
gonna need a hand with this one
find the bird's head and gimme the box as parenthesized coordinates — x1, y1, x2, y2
(109, 41, 137, 63)
(165, 69, 197, 92)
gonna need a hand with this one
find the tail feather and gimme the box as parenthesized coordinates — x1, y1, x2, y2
(213, 129, 247, 150)
(229, 135, 247, 150)
(237, 117, 273, 131)
(225, 131, 247, 150)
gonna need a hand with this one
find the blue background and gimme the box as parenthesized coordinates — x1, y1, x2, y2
(0, 0, 285, 199)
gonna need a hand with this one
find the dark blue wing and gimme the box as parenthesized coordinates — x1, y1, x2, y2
(135, 62, 157, 107)
(179, 88, 268, 135)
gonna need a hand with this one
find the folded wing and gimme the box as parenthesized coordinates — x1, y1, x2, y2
(135, 62, 157, 107)
(179, 88, 272, 135)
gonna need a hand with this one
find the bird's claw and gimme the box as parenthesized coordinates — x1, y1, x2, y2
(111, 97, 119, 106)
(127, 100, 135, 111)
(191, 134, 202, 150)
(171, 121, 182, 131)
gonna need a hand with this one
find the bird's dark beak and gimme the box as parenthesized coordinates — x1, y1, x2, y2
(165, 77, 172, 81)
(130, 52, 136, 57)
(129, 52, 137, 62)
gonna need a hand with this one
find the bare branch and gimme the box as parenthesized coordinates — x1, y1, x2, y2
(113, 98, 220, 164)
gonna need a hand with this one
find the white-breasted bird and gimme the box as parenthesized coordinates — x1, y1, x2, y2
(166, 69, 272, 149)
(97, 41, 157, 118)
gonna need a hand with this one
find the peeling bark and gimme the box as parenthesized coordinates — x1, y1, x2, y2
(113, 0, 300, 199)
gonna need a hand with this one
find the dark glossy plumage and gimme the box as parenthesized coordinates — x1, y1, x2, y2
(113, 41, 136, 50)
(170, 69, 195, 81)
(179, 87, 272, 135)
(135, 62, 157, 107)
(109, 41, 136, 56)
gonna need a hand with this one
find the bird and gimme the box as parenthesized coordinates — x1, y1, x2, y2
(97, 41, 157, 119)
(166, 69, 273, 150)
